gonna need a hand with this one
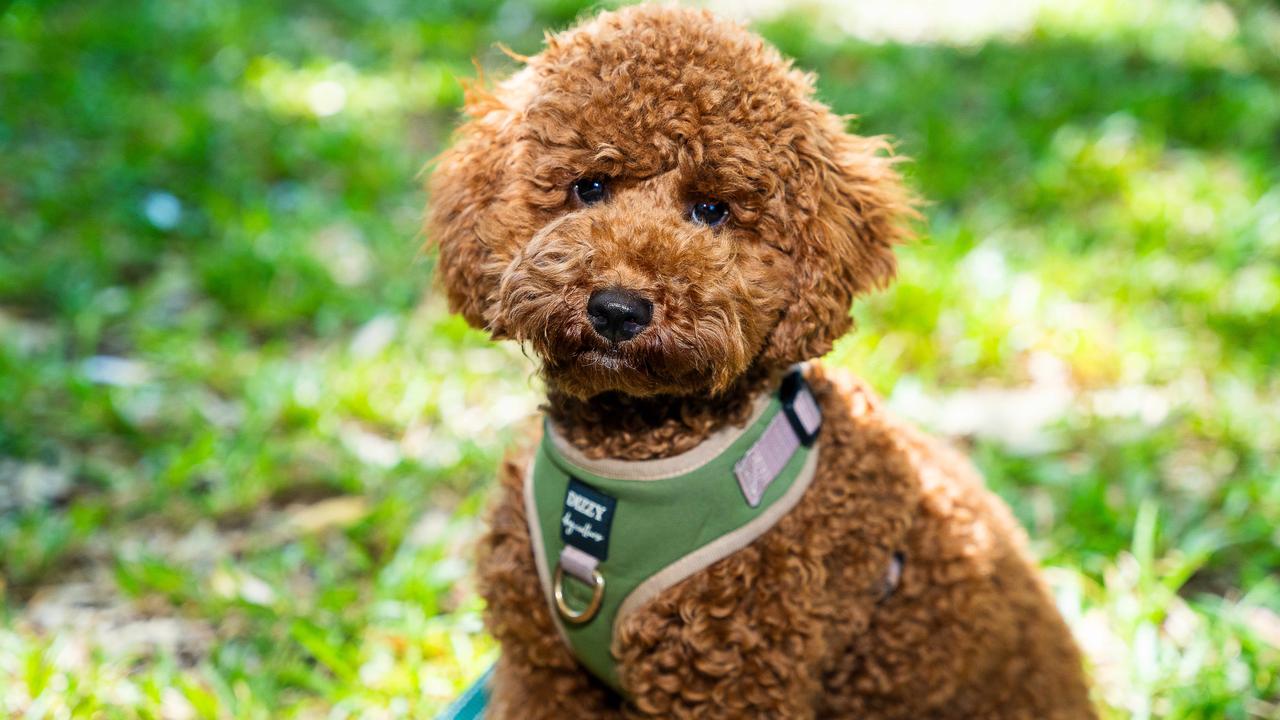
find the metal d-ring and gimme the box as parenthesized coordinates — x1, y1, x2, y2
(553, 562, 605, 625)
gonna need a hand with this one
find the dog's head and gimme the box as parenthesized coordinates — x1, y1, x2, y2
(428, 6, 913, 399)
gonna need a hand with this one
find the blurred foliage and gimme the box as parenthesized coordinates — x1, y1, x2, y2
(1, 0, 1278, 717)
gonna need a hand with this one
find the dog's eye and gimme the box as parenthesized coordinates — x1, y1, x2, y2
(572, 178, 608, 205)
(690, 200, 730, 227)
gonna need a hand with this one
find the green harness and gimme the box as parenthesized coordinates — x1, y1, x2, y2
(524, 370, 823, 691)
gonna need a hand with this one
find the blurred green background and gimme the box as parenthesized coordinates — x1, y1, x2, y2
(1, 0, 1278, 717)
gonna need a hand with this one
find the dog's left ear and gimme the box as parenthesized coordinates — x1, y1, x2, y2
(762, 114, 915, 366)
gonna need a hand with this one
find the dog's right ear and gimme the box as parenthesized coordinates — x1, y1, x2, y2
(426, 70, 531, 331)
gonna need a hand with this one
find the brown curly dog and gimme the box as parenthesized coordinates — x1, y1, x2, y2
(427, 5, 1096, 719)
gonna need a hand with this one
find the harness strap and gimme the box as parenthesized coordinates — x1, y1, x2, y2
(880, 551, 905, 601)
(561, 544, 599, 583)
(735, 375, 822, 506)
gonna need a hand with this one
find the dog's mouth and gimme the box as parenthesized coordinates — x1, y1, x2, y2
(577, 348, 635, 372)
(541, 328, 693, 398)
(490, 230, 759, 398)
(524, 303, 755, 399)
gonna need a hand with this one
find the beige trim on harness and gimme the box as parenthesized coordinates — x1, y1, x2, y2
(544, 392, 773, 481)
(524, 451, 573, 647)
(615, 445, 820, 621)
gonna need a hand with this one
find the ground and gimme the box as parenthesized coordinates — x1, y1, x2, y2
(0, 0, 1278, 718)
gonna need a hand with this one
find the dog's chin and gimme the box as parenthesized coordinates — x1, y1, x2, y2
(539, 344, 735, 400)
(506, 312, 755, 399)
(542, 351, 697, 399)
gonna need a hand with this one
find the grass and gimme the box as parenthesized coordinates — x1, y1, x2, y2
(1, 0, 1278, 717)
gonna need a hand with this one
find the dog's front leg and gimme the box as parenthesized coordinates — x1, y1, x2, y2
(477, 452, 626, 719)
(615, 546, 829, 720)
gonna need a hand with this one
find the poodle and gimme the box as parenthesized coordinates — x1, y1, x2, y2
(427, 5, 1096, 719)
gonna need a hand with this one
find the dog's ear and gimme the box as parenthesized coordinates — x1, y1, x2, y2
(426, 71, 530, 331)
(763, 115, 915, 365)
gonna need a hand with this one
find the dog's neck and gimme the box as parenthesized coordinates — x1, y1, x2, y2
(544, 369, 777, 461)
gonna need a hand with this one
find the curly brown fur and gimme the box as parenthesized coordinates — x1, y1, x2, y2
(429, 5, 1095, 718)
(545, 366, 772, 460)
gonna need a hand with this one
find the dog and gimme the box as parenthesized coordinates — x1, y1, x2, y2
(427, 5, 1096, 718)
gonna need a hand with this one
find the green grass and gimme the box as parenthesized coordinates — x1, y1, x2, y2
(1, 0, 1278, 717)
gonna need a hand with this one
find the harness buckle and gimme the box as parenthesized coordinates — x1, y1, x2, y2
(554, 562, 605, 625)
(779, 369, 822, 447)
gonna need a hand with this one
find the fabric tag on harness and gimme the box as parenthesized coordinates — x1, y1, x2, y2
(561, 478, 616, 562)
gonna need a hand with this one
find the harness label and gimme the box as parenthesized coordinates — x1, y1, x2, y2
(561, 478, 617, 561)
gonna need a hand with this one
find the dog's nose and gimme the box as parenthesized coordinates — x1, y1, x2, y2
(587, 289, 652, 343)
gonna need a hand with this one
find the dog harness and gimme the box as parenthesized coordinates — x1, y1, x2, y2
(523, 370, 824, 691)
